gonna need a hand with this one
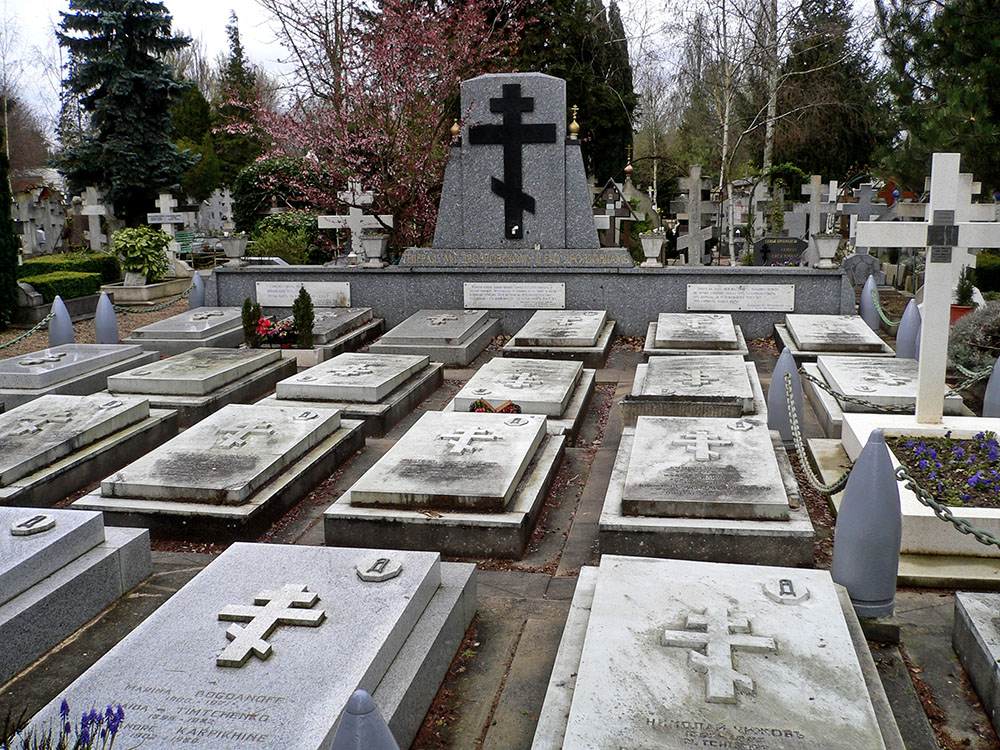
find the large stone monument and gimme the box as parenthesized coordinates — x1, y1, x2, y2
(400, 73, 632, 267)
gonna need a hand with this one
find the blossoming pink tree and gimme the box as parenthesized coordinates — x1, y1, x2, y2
(242, 0, 527, 249)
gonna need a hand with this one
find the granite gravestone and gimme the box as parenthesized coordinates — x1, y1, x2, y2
(753, 237, 808, 266)
(403, 73, 630, 267)
(842, 253, 885, 286)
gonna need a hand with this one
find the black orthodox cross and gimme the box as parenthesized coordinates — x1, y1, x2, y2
(469, 84, 557, 240)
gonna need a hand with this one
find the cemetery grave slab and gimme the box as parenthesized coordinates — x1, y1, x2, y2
(73, 403, 365, 541)
(444, 357, 595, 441)
(532, 556, 900, 750)
(24, 543, 476, 750)
(260, 352, 444, 438)
(105, 347, 296, 426)
(325, 411, 565, 558)
(0, 394, 178, 509)
(599, 417, 813, 564)
(775, 314, 893, 360)
(502, 309, 615, 368)
(621, 354, 764, 425)
(0, 344, 158, 409)
(369, 309, 501, 366)
(0, 506, 150, 685)
(952, 592, 1000, 734)
(121, 306, 244, 356)
(643, 312, 749, 357)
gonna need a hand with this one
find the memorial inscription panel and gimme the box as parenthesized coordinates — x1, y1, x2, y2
(686, 284, 795, 312)
(255, 282, 351, 308)
(463, 282, 565, 310)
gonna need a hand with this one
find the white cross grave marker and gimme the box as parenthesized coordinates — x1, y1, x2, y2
(147, 193, 184, 237)
(673, 430, 732, 461)
(338, 179, 374, 207)
(318, 180, 392, 253)
(81, 186, 108, 251)
(438, 427, 499, 454)
(216, 584, 325, 667)
(857, 153, 1000, 423)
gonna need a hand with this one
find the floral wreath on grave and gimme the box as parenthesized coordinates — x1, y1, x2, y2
(256, 317, 297, 347)
(769, 259, 800, 267)
(469, 398, 522, 414)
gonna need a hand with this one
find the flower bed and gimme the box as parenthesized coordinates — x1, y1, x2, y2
(889, 431, 1000, 509)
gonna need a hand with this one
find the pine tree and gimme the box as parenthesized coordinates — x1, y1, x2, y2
(54, 0, 195, 223)
(214, 12, 263, 186)
(292, 287, 314, 348)
(0, 121, 19, 328)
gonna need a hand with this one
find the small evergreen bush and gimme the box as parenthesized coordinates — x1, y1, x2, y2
(292, 286, 314, 348)
(18, 252, 121, 283)
(949, 301, 1000, 372)
(241, 297, 263, 348)
(251, 227, 309, 265)
(20, 271, 102, 302)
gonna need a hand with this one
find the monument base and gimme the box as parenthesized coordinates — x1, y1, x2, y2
(398, 247, 634, 268)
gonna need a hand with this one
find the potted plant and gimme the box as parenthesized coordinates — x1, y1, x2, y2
(952, 265, 977, 323)
(638, 229, 665, 267)
(112, 226, 171, 286)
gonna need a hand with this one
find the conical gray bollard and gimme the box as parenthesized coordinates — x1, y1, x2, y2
(914, 317, 922, 361)
(47, 295, 74, 347)
(895, 299, 920, 359)
(983, 358, 1000, 417)
(94, 291, 119, 344)
(330, 690, 399, 750)
(831, 429, 901, 618)
(189, 272, 205, 310)
(859, 274, 880, 332)
(766, 347, 803, 444)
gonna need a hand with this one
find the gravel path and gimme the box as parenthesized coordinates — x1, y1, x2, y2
(0, 297, 194, 360)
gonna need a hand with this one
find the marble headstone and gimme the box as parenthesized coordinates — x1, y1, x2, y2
(512, 310, 607, 348)
(817, 355, 962, 413)
(127, 307, 242, 342)
(379, 310, 491, 346)
(277, 353, 429, 403)
(453, 358, 583, 417)
(632, 354, 755, 413)
(842, 253, 884, 286)
(0, 344, 146, 390)
(653, 313, 739, 351)
(108, 348, 282, 397)
(785, 314, 886, 354)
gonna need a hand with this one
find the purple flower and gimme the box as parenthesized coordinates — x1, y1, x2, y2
(918, 459, 929, 470)
(80, 726, 90, 745)
(953, 446, 965, 459)
(60, 699, 69, 720)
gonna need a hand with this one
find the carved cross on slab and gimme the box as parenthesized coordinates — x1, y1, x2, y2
(192, 311, 225, 321)
(862, 369, 910, 387)
(438, 427, 500, 454)
(503, 372, 543, 389)
(661, 607, 777, 704)
(328, 364, 375, 378)
(427, 314, 458, 326)
(216, 422, 276, 449)
(673, 430, 731, 461)
(11, 412, 73, 436)
(684, 371, 719, 388)
(216, 584, 325, 667)
(19, 352, 68, 367)
(469, 83, 557, 240)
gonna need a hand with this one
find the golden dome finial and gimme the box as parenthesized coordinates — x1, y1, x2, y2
(624, 144, 634, 176)
(450, 119, 460, 140)
(569, 104, 580, 139)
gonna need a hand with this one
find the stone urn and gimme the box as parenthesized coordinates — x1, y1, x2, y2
(813, 234, 841, 269)
(219, 235, 248, 267)
(359, 233, 390, 267)
(639, 233, 665, 267)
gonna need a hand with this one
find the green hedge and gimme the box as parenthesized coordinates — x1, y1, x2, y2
(20, 271, 103, 303)
(18, 252, 121, 283)
(974, 252, 1000, 294)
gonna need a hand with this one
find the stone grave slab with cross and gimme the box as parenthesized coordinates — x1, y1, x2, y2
(646, 312, 746, 355)
(533, 557, 895, 749)
(598, 416, 812, 563)
(105, 347, 295, 427)
(783, 314, 891, 355)
(953, 591, 1000, 737)
(122, 306, 244, 356)
(80, 186, 109, 251)
(75, 404, 365, 539)
(23, 542, 476, 750)
(816, 355, 965, 415)
(0, 505, 151, 685)
(620, 416, 790, 520)
(326, 411, 566, 557)
(370, 309, 501, 366)
(503, 309, 616, 368)
(451, 357, 584, 417)
(0, 344, 158, 409)
(0, 394, 177, 509)
(300, 307, 375, 345)
(263, 352, 444, 438)
(623, 354, 761, 425)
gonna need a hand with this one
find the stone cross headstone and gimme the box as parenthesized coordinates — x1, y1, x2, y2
(81, 186, 108, 251)
(676, 165, 718, 265)
(839, 184, 887, 242)
(593, 182, 637, 247)
(339, 179, 374, 208)
(800, 175, 838, 237)
(147, 192, 184, 237)
(318, 206, 393, 253)
(857, 153, 1000, 423)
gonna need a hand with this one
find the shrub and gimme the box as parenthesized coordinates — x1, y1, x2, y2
(292, 286, 314, 348)
(956, 265, 976, 306)
(241, 297, 263, 348)
(20, 271, 102, 302)
(111, 226, 171, 282)
(18, 252, 120, 283)
(949, 300, 1000, 372)
(250, 227, 309, 265)
(253, 210, 336, 265)
(232, 157, 309, 233)
(974, 251, 1000, 294)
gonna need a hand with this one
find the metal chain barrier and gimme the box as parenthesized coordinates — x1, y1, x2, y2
(112, 280, 195, 314)
(800, 371, 914, 413)
(784, 372, 853, 494)
(895, 464, 1000, 550)
(870, 288, 901, 327)
(0, 311, 55, 350)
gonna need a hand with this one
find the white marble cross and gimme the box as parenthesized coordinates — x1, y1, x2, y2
(801, 175, 839, 236)
(503, 372, 543, 390)
(338, 179, 374, 207)
(217, 584, 325, 667)
(216, 422, 277, 449)
(81, 186, 108, 251)
(19, 352, 67, 366)
(857, 153, 1000, 423)
(11, 412, 73, 436)
(147, 193, 184, 237)
(427, 314, 458, 326)
(661, 607, 777, 704)
(678, 165, 717, 265)
(438, 427, 499, 454)
(672, 430, 731, 461)
(684, 371, 719, 388)
(328, 364, 375, 378)
(318, 203, 393, 253)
